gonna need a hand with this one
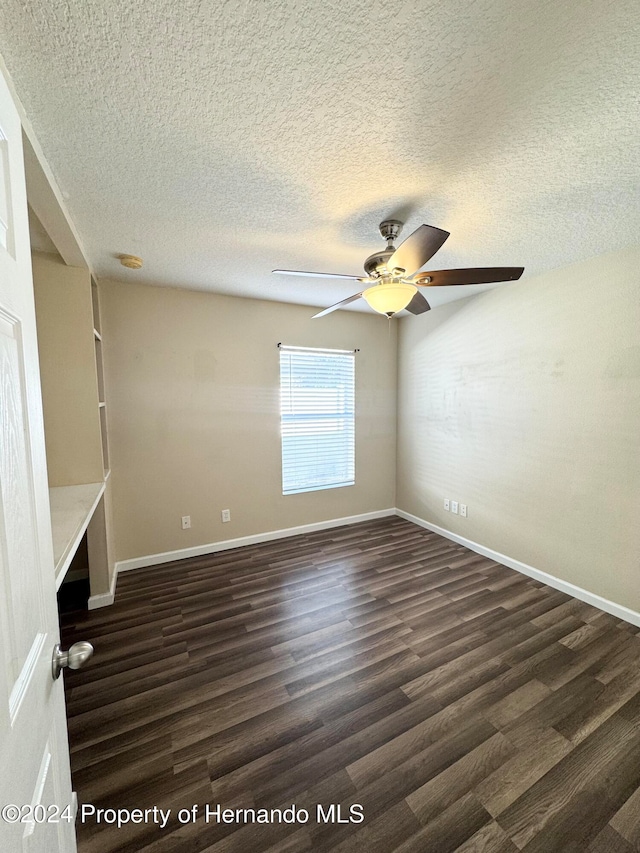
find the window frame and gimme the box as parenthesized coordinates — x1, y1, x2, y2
(279, 344, 356, 496)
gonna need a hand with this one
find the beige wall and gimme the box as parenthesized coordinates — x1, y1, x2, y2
(100, 280, 397, 562)
(32, 252, 104, 487)
(397, 247, 640, 613)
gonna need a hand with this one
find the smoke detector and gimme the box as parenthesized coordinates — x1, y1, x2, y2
(119, 254, 143, 269)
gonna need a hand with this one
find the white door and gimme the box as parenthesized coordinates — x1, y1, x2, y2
(0, 67, 76, 852)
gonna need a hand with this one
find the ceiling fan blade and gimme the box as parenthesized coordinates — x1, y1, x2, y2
(404, 291, 431, 315)
(272, 269, 365, 281)
(414, 267, 524, 286)
(312, 292, 363, 318)
(386, 224, 450, 276)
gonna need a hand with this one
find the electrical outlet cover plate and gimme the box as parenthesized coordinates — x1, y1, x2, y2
(181, 515, 191, 529)
(460, 504, 467, 518)
(221, 509, 231, 523)
(451, 501, 458, 514)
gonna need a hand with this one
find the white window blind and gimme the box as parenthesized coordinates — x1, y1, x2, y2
(279, 345, 355, 495)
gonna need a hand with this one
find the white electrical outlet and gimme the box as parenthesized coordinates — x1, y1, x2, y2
(221, 509, 231, 523)
(451, 501, 459, 514)
(444, 498, 450, 511)
(181, 515, 191, 529)
(460, 504, 468, 518)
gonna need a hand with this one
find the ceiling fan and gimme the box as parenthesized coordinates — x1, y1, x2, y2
(273, 220, 524, 318)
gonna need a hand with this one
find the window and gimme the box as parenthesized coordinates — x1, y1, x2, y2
(279, 345, 355, 495)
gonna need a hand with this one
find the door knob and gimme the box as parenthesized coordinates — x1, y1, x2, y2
(52, 641, 94, 680)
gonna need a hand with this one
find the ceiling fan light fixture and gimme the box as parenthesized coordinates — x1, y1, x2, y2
(362, 281, 417, 317)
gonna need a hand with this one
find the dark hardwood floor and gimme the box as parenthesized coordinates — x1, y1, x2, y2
(60, 517, 640, 853)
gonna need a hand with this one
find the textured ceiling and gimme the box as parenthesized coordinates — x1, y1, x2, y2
(1, 0, 638, 313)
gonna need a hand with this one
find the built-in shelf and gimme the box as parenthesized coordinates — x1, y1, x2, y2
(91, 280, 109, 480)
(50, 482, 105, 590)
(92, 280, 111, 504)
(32, 259, 113, 606)
(91, 277, 101, 335)
(95, 339, 105, 402)
(99, 404, 109, 470)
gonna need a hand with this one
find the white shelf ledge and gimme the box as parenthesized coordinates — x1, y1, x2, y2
(50, 482, 105, 590)
(93, 328, 102, 341)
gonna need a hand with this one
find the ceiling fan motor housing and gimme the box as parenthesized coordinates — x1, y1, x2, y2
(363, 248, 394, 277)
(363, 220, 405, 277)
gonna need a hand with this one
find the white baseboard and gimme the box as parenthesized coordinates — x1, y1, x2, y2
(115, 508, 397, 575)
(396, 508, 640, 628)
(100, 506, 640, 629)
(87, 562, 118, 610)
